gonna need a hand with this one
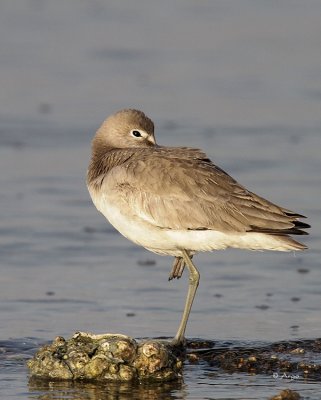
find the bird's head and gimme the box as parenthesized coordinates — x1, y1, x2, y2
(92, 109, 156, 155)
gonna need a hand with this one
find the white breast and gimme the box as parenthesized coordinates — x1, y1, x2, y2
(89, 189, 174, 253)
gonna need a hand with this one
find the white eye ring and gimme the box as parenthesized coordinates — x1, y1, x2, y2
(130, 129, 144, 138)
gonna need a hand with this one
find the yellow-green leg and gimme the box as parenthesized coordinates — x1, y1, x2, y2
(171, 250, 200, 346)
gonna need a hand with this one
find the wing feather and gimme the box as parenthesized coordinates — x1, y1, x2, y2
(102, 147, 309, 235)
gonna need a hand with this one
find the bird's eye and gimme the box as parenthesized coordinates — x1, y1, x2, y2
(131, 130, 142, 138)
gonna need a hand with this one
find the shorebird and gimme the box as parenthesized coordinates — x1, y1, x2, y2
(87, 109, 310, 345)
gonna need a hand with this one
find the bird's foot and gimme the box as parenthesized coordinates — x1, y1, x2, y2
(170, 336, 186, 348)
(168, 257, 186, 280)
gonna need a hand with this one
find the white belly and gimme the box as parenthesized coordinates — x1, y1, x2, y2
(89, 190, 295, 256)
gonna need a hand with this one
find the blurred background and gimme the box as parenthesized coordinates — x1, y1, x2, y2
(0, 1, 321, 398)
(0, 0, 321, 338)
(2, 1, 321, 128)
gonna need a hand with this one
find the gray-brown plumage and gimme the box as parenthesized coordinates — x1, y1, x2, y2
(87, 109, 309, 345)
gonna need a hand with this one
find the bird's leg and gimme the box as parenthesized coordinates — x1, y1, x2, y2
(168, 257, 185, 280)
(168, 255, 193, 280)
(171, 250, 200, 346)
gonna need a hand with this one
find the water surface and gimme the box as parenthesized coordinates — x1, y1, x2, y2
(1, 1, 321, 399)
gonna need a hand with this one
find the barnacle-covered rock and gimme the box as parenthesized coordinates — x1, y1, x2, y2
(27, 332, 182, 382)
(269, 389, 301, 400)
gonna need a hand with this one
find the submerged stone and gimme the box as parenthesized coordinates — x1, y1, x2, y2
(269, 389, 301, 400)
(27, 332, 182, 382)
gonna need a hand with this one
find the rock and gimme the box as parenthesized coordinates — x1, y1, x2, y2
(27, 332, 182, 382)
(269, 388, 301, 400)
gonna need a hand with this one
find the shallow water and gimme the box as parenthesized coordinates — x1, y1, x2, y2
(1, 1, 321, 399)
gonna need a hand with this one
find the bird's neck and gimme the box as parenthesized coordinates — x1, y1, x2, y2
(87, 147, 135, 187)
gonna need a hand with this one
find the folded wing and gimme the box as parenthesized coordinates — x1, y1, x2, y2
(104, 147, 310, 236)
